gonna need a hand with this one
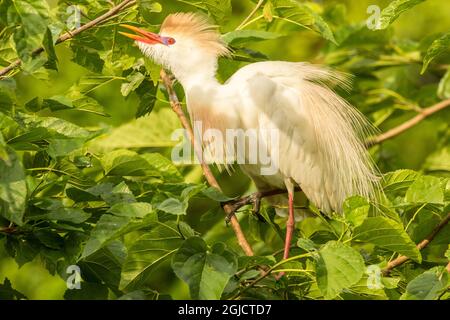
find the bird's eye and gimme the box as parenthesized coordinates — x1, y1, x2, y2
(164, 37, 176, 46)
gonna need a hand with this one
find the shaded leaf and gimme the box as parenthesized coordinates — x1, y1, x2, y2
(354, 217, 421, 262)
(120, 221, 184, 290)
(400, 267, 448, 300)
(222, 30, 280, 46)
(0, 146, 26, 225)
(108, 202, 153, 218)
(172, 236, 237, 299)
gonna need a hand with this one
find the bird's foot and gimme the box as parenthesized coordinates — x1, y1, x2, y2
(223, 192, 265, 225)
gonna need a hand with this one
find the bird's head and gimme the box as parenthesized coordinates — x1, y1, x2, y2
(120, 12, 229, 84)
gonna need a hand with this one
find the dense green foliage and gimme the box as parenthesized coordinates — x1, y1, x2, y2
(0, 0, 449, 300)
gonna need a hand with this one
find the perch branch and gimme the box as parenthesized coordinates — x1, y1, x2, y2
(382, 212, 450, 275)
(160, 69, 254, 256)
(223, 187, 302, 221)
(367, 99, 450, 147)
(0, 0, 136, 78)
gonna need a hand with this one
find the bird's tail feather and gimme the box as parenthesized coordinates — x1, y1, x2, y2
(297, 64, 382, 212)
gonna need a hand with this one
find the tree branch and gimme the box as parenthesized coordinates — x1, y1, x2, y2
(367, 99, 450, 147)
(382, 212, 450, 275)
(159, 69, 254, 256)
(0, 0, 136, 78)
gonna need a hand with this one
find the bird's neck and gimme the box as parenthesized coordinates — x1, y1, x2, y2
(171, 58, 221, 92)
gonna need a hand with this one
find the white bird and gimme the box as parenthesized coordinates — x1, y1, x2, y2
(120, 13, 380, 260)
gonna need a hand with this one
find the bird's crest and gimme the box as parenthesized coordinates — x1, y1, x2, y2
(160, 12, 230, 57)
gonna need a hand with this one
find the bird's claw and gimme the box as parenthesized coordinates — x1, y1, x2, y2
(222, 192, 265, 225)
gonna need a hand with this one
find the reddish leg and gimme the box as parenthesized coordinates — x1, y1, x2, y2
(276, 190, 295, 279)
(283, 191, 295, 260)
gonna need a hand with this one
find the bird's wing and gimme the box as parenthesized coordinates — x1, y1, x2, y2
(229, 61, 380, 213)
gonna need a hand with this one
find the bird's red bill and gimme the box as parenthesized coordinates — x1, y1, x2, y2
(119, 24, 164, 45)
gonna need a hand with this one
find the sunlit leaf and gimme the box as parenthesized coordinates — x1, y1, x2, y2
(378, 0, 425, 30)
(421, 33, 450, 74)
(315, 241, 365, 299)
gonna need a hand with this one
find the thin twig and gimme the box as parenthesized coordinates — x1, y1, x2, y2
(230, 252, 313, 299)
(0, 0, 136, 78)
(236, 0, 265, 30)
(367, 99, 450, 147)
(160, 69, 254, 256)
(382, 212, 450, 275)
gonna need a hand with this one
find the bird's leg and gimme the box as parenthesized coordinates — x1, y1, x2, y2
(283, 191, 295, 260)
(276, 181, 295, 280)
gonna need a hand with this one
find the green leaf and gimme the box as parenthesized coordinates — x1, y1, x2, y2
(297, 238, 317, 251)
(120, 221, 184, 290)
(42, 27, 57, 70)
(276, 1, 336, 44)
(15, 113, 91, 139)
(71, 45, 104, 74)
(81, 213, 156, 258)
(64, 282, 109, 300)
(135, 79, 157, 118)
(0, 79, 16, 110)
(354, 217, 421, 262)
(0, 146, 27, 225)
(0, 278, 27, 300)
(203, 0, 232, 24)
(121, 71, 146, 97)
(378, 0, 425, 30)
(315, 241, 365, 299)
(7, 0, 50, 60)
(400, 267, 448, 300)
(100, 150, 181, 180)
(42, 208, 91, 224)
(108, 202, 153, 218)
(222, 30, 280, 46)
(138, 0, 162, 23)
(140, 153, 182, 182)
(156, 185, 205, 215)
(100, 149, 151, 176)
(343, 196, 370, 227)
(42, 95, 73, 111)
(263, 0, 274, 22)
(201, 187, 235, 202)
(421, 33, 450, 74)
(424, 147, 450, 173)
(382, 169, 420, 193)
(405, 175, 445, 205)
(437, 69, 450, 99)
(80, 240, 126, 289)
(88, 108, 180, 151)
(172, 236, 237, 299)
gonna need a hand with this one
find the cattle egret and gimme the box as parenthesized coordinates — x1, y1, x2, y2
(120, 13, 380, 261)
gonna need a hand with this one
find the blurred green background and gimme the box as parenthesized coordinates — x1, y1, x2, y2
(1, 0, 450, 299)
